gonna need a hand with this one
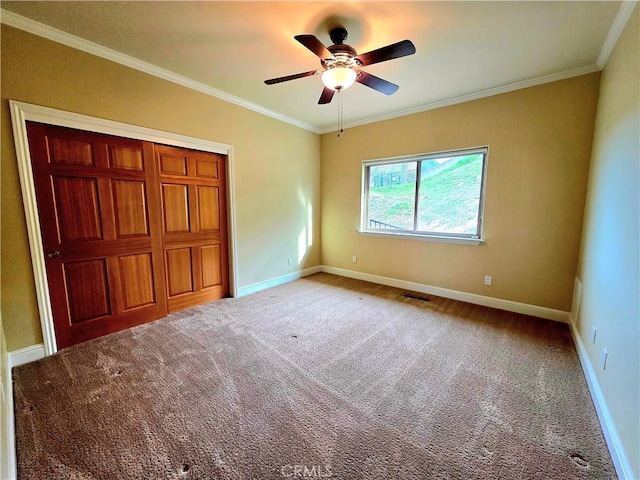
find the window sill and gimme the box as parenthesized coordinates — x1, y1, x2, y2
(358, 230, 484, 245)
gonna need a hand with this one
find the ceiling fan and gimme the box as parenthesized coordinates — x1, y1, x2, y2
(264, 27, 416, 104)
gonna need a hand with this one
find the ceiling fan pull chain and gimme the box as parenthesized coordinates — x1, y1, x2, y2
(338, 89, 344, 137)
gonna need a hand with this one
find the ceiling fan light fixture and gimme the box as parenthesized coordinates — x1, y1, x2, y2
(321, 67, 357, 91)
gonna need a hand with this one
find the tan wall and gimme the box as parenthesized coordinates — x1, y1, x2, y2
(321, 74, 600, 312)
(576, 6, 639, 477)
(1, 26, 321, 351)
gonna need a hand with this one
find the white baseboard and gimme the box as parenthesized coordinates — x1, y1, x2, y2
(321, 266, 570, 323)
(9, 344, 46, 368)
(237, 266, 322, 297)
(568, 316, 634, 480)
(3, 354, 16, 480)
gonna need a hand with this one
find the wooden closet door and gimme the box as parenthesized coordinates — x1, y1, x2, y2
(157, 145, 229, 311)
(27, 122, 167, 348)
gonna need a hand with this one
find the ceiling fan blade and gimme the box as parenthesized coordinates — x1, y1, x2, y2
(356, 40, 416, 67)
(318, 87, 335, 104)
(264, 70, 318, 85)
(295, 34, 335, 60)
(356, 71, 399, 95)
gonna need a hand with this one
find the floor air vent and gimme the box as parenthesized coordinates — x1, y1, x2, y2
(402, 292, 430, 302)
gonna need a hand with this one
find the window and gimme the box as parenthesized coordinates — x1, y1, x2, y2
(361, 146, 488, 241)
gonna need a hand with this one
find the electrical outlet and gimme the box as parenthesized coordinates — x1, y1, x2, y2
(591, 327, 597, 344)
(484, 275, 492, 286)
(601, 349, 608, 370)
(287, 257, 293, 266)
(352, 256, 357, 264)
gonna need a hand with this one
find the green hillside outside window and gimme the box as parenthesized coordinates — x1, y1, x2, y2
(362, 146, 488, 240)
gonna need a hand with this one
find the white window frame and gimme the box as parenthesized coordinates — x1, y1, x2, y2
(360, 146, 488, 245)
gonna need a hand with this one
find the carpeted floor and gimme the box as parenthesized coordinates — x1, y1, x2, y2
(13, 273, 616, 479)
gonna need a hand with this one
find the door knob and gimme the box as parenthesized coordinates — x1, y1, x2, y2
(47, 250, 60, 258)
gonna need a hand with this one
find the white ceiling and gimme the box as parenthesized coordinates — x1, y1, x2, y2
(0, 1, 627, 133)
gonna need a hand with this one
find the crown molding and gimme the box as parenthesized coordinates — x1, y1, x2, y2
(321, 64, 602, 134)
(2, 5, 628, 137)
(597, 1, 638, 69)
(0, 9, 321, 134)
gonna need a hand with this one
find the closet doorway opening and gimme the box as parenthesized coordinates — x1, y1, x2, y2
(11, 100, 238, 354)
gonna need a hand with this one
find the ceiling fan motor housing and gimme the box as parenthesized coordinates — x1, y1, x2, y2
(323, 43, 361, 71)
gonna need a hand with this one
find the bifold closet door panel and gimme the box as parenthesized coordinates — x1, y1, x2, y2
(157, 145, 230, 312)
(26, 122, 167, 348)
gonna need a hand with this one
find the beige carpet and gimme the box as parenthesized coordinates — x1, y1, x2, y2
(13, 273, 616, 479)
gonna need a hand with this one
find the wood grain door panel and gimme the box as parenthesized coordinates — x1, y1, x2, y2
(48, 137, 95, 166)
(162, 184, 191, 234)
(108, 145, 144, 171)
(112, 180, 149, 237)
(201, 244, 222, 288)
(119, 253, 156, 310)
(166, 248, 194, 297)
(63, 259, 111, 323)
(197, 186, 220, 232)
(52, 176, 104, 242)
(195, 157, 218, 178)
(27, 122, 167, 348)
(159, 153, 187, 176)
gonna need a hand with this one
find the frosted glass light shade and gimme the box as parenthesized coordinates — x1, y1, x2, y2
(321, 67, 357, 91)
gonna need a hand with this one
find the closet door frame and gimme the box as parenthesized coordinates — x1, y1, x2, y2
(10, 100, 238, 356)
